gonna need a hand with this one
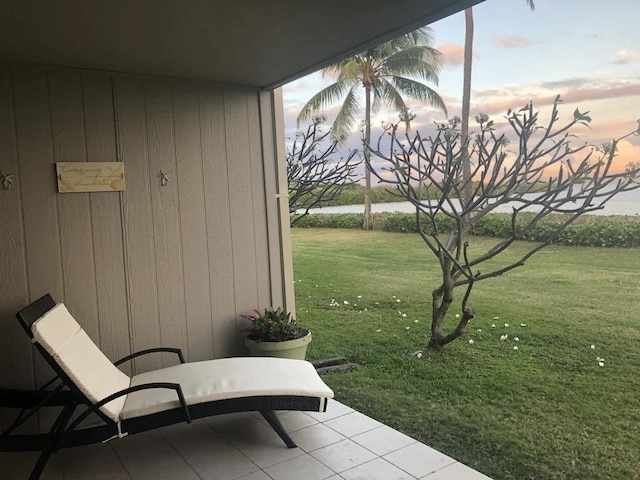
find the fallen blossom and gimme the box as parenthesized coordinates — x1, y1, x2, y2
(513, 346, 519, 351)
(520, 323, 527, 327)
(590, 345, 596, 349)
(343, 300, 349, 305)
(514, 337, 520, 342)
(491, 324, 496, 328)
(500, 334, 508, 341)
(504, 323, 510, 328)
(402, 313, 407, 318)
(469, 339, 475, 344)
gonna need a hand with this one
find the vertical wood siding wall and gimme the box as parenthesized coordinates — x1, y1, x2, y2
(0, 66, 286, 430)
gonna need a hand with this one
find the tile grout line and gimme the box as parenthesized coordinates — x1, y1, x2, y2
(106, 442, 135, 480)
(155, 427, 206, 480)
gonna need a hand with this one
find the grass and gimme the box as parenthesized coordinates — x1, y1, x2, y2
(292, 228, 640, 480)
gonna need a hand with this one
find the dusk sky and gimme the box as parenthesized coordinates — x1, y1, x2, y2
(282, 0, 640, 173)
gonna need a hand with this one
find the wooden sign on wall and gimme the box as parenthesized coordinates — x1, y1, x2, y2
(56, 162, 125, 193)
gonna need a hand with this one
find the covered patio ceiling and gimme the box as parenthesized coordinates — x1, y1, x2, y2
(0, 0, 482, 89)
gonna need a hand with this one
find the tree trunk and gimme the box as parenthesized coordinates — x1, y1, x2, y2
(428, 261, 475, 349)
(461, 7, 474, 206)
(363, 84, 373, 230)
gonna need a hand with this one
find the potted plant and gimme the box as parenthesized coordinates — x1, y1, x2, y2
(241, 307, 312, 360)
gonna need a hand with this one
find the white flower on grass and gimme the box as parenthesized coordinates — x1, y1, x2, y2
(504, 323, 510, 328)
(598, 361, 605, 367)
(514, 337, 520, 342)
(469, 339, 475, 344)
(376, 329, 381, 333)
(414, 319, 419, 323)
(329, 299, 339, 307)
(520, 323, 527, 327)
(396, 299, 401, 303)
(315, 285, 319, 288)
(343, 300, 349, 305)
(477, 329, 482, 332)
(513, 346, 519, 351)
(417, 352, 423, 359)
(364, 308, 368, 312)
(500, 334, 508, 341)
(590, 345, 596, 349)
(375, 302, 380, 305)
(493, 316, 500, 320)
(357, 295, 362, 299)
(455, 313, 460, 318)
(405, 326, 410, 330)
(491, 324, 496, 328)
(354, 304, 357, 307)
(596, 356, 605, 362)
(392, 295, 396, 298)
(402, 313, 407, 318)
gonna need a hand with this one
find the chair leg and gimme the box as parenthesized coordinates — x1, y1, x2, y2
(259, 410, 297, 448)
(29, 404, 76, 480)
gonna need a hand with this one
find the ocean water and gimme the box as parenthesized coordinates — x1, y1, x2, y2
(302, 187, 640, 216)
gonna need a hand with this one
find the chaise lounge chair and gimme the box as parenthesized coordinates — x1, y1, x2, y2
(1, 294, 334, 480)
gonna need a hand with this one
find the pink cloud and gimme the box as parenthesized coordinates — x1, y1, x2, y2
(613, 49, 640, 64)
(436, 43, 478, 66)
(493, 36, 534, 49)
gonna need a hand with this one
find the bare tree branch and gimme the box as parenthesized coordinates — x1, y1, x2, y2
(366, 97, 640, 349)
(288, 118, 362, 225)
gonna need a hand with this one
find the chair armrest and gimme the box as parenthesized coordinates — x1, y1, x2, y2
(57, 382, 191, 449)
(114, 348, 185, 366)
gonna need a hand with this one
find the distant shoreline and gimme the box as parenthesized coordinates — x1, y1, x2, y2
(301, 189, 640, 217)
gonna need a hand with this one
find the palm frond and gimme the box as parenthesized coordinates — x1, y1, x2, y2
(337, 59, 366, 82)
(297, 81, 353, 125)
(378, 79, 410, 119)
(392, 76, 447, 116)
(381, 46, 443, 82)
(331, 86, 362, 142)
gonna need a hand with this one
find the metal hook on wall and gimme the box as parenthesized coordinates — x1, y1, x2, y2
(159, 170, 170, 187)
(1, 171, 14, 190)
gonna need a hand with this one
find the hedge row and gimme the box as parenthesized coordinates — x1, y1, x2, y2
(291, 212, 640, 248)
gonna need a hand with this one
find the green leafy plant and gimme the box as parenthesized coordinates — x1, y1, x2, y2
(241, 307, 309, 342)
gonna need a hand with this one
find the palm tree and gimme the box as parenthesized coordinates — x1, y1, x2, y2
(460, 1, 535, 204)
(297, 28, 447, 230)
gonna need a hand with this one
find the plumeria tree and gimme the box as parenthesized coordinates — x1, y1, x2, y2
(287, 118, 360, 225)
(367, 97, 640, 349)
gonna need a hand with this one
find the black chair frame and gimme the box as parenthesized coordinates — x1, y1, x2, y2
(0, 294, 326, 480)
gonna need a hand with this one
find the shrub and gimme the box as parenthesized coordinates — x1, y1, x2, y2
(291, 212, 640, 247)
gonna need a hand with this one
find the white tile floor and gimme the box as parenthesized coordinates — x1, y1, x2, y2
(0, 400, 493, 480)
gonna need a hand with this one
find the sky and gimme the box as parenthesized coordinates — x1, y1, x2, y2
(282, 0, 640, 174)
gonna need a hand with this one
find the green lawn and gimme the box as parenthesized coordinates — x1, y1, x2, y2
(292, 228, 640, 480)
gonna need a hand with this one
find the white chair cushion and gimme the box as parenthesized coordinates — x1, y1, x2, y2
(32, 303, 130, 422)
(30, 303, 81, 357)
(121, 357, 334, 420)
